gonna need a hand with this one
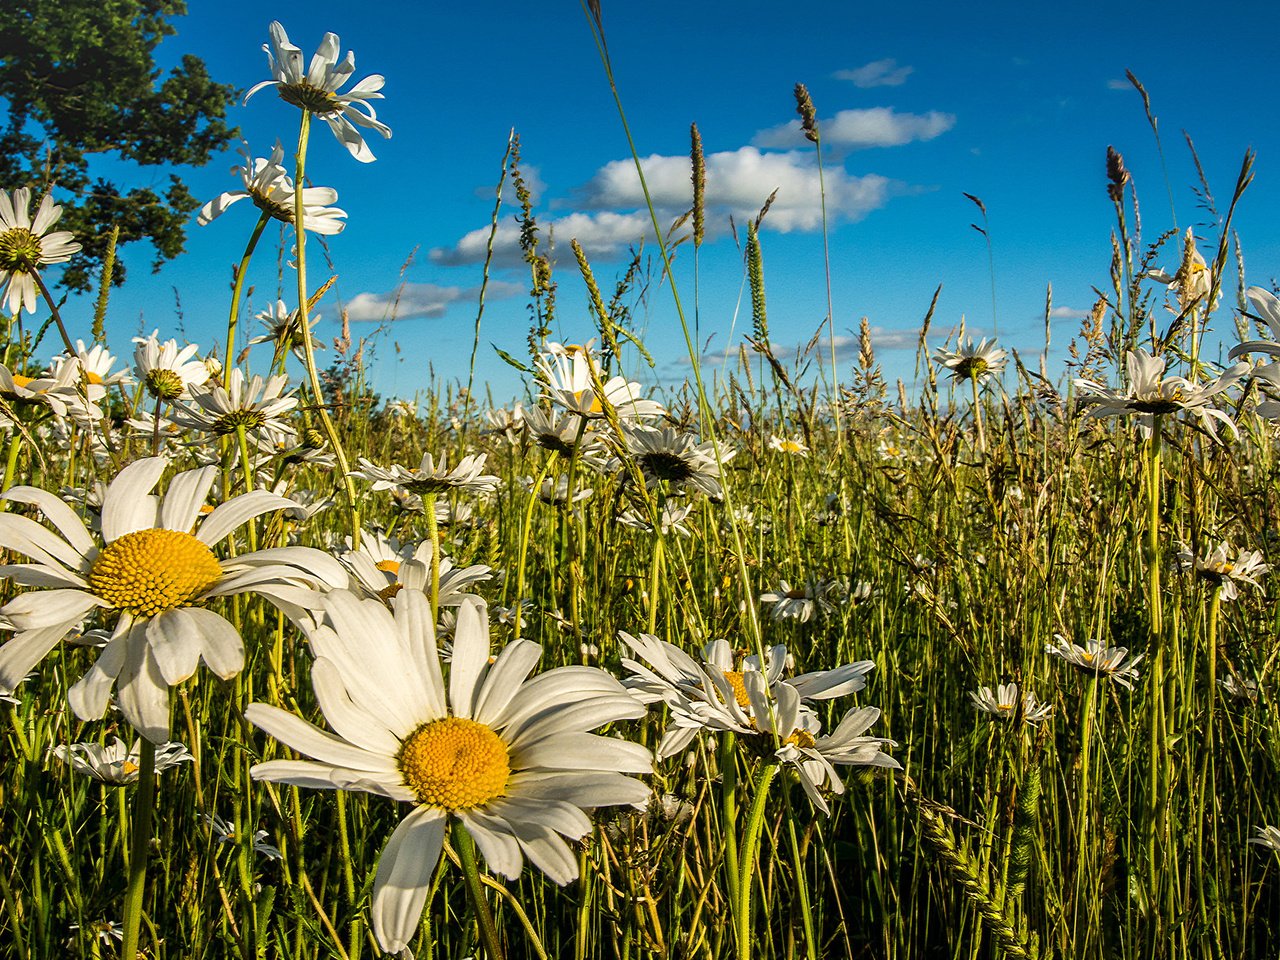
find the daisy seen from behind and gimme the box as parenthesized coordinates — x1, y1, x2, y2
(245, 590, 652, 953)
(0, 457, 348, 740)
(0, 187, 81, 315)
(247, 22, 391, 163)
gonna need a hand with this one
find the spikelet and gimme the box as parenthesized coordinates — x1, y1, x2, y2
(691, 123, 706, 248)
(747, 222, 767, 342)
(794, 83, 819, 144)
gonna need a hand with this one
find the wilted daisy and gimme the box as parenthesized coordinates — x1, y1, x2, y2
(206, 813, 283, 860)
(1176, 540, 1268, 601)
(0, 457, 348, 740)
(0, 187, 81, 315)
(1075, 349, 1247, 440)
(759, 578, 835, 623)
(619, 424, 731, 498)
(934, 337, 1006, 384)
(0, 361, 99, 424)
(246, 590, 651, 953)
(485, 403, 525, 443)
(969, 683, 1053, 726)
(198, 142, 347, 234)
(51, 737, 193, 784)
(170, 370, 298, 445)
(352, 452, 500, 497)
(1219, 671, 1258, 702)
(536, 348, 664, 421)
(246, 22, 392, 163)
(133, 331, 210, 401)
(523, 406, 607, 460)
(1045, 634, 1143, 689)
(768, 434, 809, 457)
(526, 475, 593, 506)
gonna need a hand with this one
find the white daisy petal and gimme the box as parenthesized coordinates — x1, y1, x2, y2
(67, 625, 132, 720)
(243, 703, 399, 773)
(101, 458, 167, 541)
(456, 809, 524, 880)
(448, 598, 490, 719)
(147, 609, 204, 685)
(310, 657, 403, 755)
(0, 625, 67, 692)
(472, 638, 542, 726)
(196, 491, 297, 546)
(158, 467, 217, 533)
(1, 486, 96, 557)
(116, 630, 171, 743)
(182, 608, 245, 680)
(512, 734, 653, 773)
(370, 807, 447, 954)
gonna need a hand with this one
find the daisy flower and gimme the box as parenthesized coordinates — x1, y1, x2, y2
(535, 349, 664, 421)
(969, 683, 1053, 726)
(1074, 349, 1247, 441)
(1045, 634, 1143, 689)
(248, 300, 325, 363)
(51, 737, 193, 785)
(0, 457, 348, 740)
(1148, 228, 1219, 313)
(339, 529, 491, 606)
(934, 337, 1006, 384)
(352, 452, 500, 496)
(485, 403, 525, 443)
(170, 370, 298, 445)
(198, 142, 347, 234)
(1249, 826, 1280, 854)
(618, 501, 695, 538)
(246, 22, 392, 163)
(1176, 540, 1268, 601)
(768, 435, 809, 457)
(0, 362, 97, 424)
(206, 813, 284, 860)
(133, 331, 210, 401)
(0, 187, 81, 315)
(1228, 286, 1280, 363)
(49, 342, 133, 401)
(525, 475, 594, 506)
(759, 578, 835, 623)
(523, 406, 607, 460)
(619, 424, 732, 498)
(245, 590, 651, 953)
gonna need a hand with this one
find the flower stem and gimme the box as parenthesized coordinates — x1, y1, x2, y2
(736, 761, 779, 960)
(452, 820, 505, 960)
(425, 491, 441, 620)
(120, 739, 156, 960)
(224, 212, 271, 384)
(292, 109, 361, 546)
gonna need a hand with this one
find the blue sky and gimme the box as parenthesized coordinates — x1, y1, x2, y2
(72, 0, 1280, 403)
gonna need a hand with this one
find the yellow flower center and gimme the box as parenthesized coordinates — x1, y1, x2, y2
(997, 702, 1015, 713)
(783, 729, 817, 750)
(89, 529, 223, 618)
(779, 440, 804, 453)
(83, 371, 104, 385)
(375, 559, 402, 574)
(571, 389, 604, 414)
(122, 760, 139, 775)
(399, 717, 510, 810)
(0, 227, 41, 273)
(144, 368, 185, 401)
(721, 670, 751, 708)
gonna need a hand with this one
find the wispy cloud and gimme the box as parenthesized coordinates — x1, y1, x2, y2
(834, 59, 914, 88)
(752, 107, 955, 150)
(1048, 305, 1089, 321)
(1106, 78, 1132, 91)
(346, 281, 523, 322)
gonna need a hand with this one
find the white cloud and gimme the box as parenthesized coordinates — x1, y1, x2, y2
(430, 211, 661, 268)
(834, 59, 914, 88)
(577, 147, 892, 232)
(753, 108, 955, 150)
(1106, 78, 1131, 91)
(345, 281, 523, 322)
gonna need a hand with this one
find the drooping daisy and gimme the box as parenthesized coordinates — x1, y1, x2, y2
(934, 337, 1006, 384)
(526, 475, 594, 506)
(1045, 634, 1143, 689)
(1229, 286, 1280, 363)
(248, 300, 325, 363)
(245, 590, 652, 953)
(133, 331, 210, 401)
(1176, 540, 1268, 601)
(51, 737, 193, 785)
(170, 370, 298, 445)
(246, 22, 392, 163)
(206, 813, 284, 861)
(1074, 349, 1247, 440)
(0, 457, 348, 740)
(759, 578, 835, 622)
(0, 362, 98, 424)
(0, 187, 82, 315)
(198, 142, 347, 234)
(536, 348, 665, 421)
(768, 434, 809, 457)
(619, 424, 732, 498)
(352, 452, 500, 497)
(485, 403, 525, 443)
(969, 683, 1053, 726)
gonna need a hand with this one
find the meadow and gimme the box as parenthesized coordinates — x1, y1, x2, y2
(2, 13, 1280, 960)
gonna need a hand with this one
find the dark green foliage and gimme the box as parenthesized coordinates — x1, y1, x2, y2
(0, 0, 239, 290)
